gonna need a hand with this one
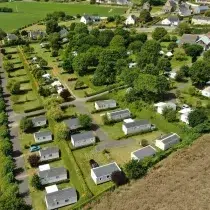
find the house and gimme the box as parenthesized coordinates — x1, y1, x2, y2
(142, 2, 151, 11)
(40, 42, 49, 48)
(115, 0, 128, 5)
(154, 102, 176, 114)
(107, 109, 131, 121)
(196, 35, 210, 50)
(71, 131, 95, 148)
(34, 130, 53, 143)
(122, 119, 154, 135)
(31, 115, 47, 127)
(131, 145, 156, 161)
(51, 80, 62, 87)
(39, 147, 59, 162)
(201, 86, 210, 98)
(64, 118, 81, 131)
(42, 73, 51, 80)
(6, 33, 18, 42)
(168, 71, 177, 79)
(187, 2, 209, 14)
(59, 28, 68, 39)
(45, 187, 77, 210)
(155, 133, 180, 150)
(166, 51, 173, 57)
(161, 16, 180, 26)
(80, 15, 100, 25)
(28, 30, 45, 40)
(39, 166, 67, 185)
(95, 99, 116, 110)
(178, 3, 191, 16)
(91, 162, 121, 185)
(163, 0, 177, 13)
(195, 0, 210, 3)
(178, 107, 193, 124)
(128, 62, 137, 68)
(192, 16, 210, 25)
(178, 34, 199, 46)
(125, 15, 137, 25)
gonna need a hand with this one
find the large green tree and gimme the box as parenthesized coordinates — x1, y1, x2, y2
(188, 109, 207, 127)
(46, 19, 59, 34)
(152, 27, 168, 41)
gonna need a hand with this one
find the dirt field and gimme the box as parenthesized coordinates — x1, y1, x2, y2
(86, 134, 210, 210)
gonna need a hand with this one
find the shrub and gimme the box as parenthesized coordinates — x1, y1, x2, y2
(31, 174, 42, 190)
(188, 109, 207, 127)
(28, 154, 40, 168)
(54, 122, 69, 141)
(78, 114, 92, 129)
(140, 139, 148, 147)
(111, 171, 127, 186)
(20, 117, 33, 132)
(162, 107, 177, 122)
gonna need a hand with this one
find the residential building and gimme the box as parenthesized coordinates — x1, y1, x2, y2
(192, 16, 210, 25)
(71, 131, 95, 148)
(64, 118, 81, 130)
(59, 28, 68, 39)
(39, 166, 67, 185)
(178, 34, 199, 46)
(32, 115, 47, 127)
(163, 0, 177, 13)
(179, 107, 193, 124)
(161, 16, 180, 26)
(45, 187, 77, 210)
(131, 145, 156, 161)
(91, 162, 121, 184)
(116, 0, 128, 5)
(95, 99, 116, 110)
(154, 102, 176, 114)
(122, 119, 153, 135)
(6, 33, 18, 42)
(107, 109, 131, 121)
(195, 0, 210, 3)
(186, 2, 209, 14)
(39, 147, 59, 162)
(201, 86, 210, 98)
(80, 15, 100, 24)
(178, 3, 191, 16)
(34, 130, 53, 143)
(196, 35, 210, 50)
(155, 133, 180, 150)
(125, 15, 137, 25)
(28, 30, 45, 40)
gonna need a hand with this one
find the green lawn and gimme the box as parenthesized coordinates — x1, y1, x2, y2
(0, 2, 127, 32)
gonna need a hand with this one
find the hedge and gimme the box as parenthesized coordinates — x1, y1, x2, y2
(24, 105, 44, 113)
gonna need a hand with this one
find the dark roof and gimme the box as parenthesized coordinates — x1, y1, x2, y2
(64, 118, 81, 129)
(95, 99, 116, 107)
(40, 147, 59, 156)
(34, 130, 52, 139)
(83, 15, 100, 21)
(157, 133, 180, 144)
(108, 109, 130, 117)
(123, 120, 150, 129)
(71, 131, 94, 142)
(168, 16, 179, 22)
(179, 34, 199, 45)
(92, 162, 120, 177)
(45, 188, 77, 206)
(39, 167, 67, 179)
(132, 145, 156, 160)
(31, 115, 46, 124)
(7, 33, 18, 40)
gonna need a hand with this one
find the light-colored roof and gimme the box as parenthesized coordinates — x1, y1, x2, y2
(123, 120, 150, 129)
(178, 108, 192, 114)
(108, 109, 130, 117)
(71, 131, 94, 142)
(40, 147, 59, 157)
(197, 35, 210, 45)
(39, 167, 67, 179)
(132, 145, 156, 160)
(123, 118, 135, 123)
(166, 52, 173, 57)
(64, 118, 81, 129)
(156, 133, 180, 144)
(51, 80, 62, 87)
(154, 102, 176, 108)
(95, 99, 116, 107)
(202, 86, 210, 93)
(31, 115, 46, 123)
(39, 164, 50, 171)
(34, 130, 52, 139)
(45, 185, 58, 194)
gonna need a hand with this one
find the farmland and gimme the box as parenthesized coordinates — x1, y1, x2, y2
(0, 2, 127, 32)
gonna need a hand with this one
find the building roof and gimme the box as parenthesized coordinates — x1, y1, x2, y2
(168, 16, 179, 22)
(64, 118, 81, 129)
(71, 131, 94, 142)
(179, 34, 199, 45)
(179, 3, 191, 16)
(45, 187, 77, 206)
(193, 16, 210, 21)
(156, 133, 180, 144)
(39, 164, 50, 171)
(132, 145, 156, 160)
(34, 130, 52, 139)
(59, 28, 68, 38)
(40, 147, 59, 157)
(39, 167, 67, 179)
(197, 35, 210, 45)
(123, 120, 150, 129)
(128, 15, 137, 20)
(7, 33, 18, 40)
(95, 99, 116, 107)
(45, 185, 58, 194)
(31, 115, 46, 124)
(108, 109, 130, 117)
(202, 86, 210, 93)
(29, 30, 45, 38)
(91, 162, 121, 177)
(83, 15, 100, 21)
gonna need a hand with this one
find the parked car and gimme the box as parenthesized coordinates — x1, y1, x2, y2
(89, 159, 99, 168)
(30, 145, 40, 152)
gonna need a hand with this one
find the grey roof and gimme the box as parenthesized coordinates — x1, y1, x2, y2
(108, 109, 130, 117)
(168, 16, 179, 22)
(71, 131, 94, 142)
(83, 15, 100, 21)
(95, 99, 116, 106)
(40, 147, 59, 156)
(45, 188, 77, 206)
(179, 34, 199, 45)
(29, 30, 45, 38)
(34, 130, 52, 139)
(31, 115, 46, 124)
(59, 28, 68, 38)
(179, 4, 191, 16)
(132, 145, 156, 160)
(199, 5, 209, 11)
(92, 162, 120, 177)
(157, 133, 180, 144)
(64, 118, 81, 129)
(39, 167, 67, 179)
(193, 16, 210, 21)
(123, 120, 150, 129)
(7, 33, 18, 40)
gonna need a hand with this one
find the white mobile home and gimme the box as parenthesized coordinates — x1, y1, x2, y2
(34, 131, 52, 143)
(32, 115, 47, 127)
(64, 118, 81, 131)
(95, 99, 116, 110)
(107, 109, 131, 121)
(39, 147, 59, 162)
(131, 145, 156, 161)
(154, 102, 176, 114)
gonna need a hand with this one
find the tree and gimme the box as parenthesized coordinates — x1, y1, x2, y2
(19, 117, 33, 132)
(124, 159, 146, 179)
(98, 30, 114, 47)
(175, 70, 185, 82)
(174, 48, 187, 61)
(111, 171, 127, 186)
(0, 28, 6, 40)
(46, 105, 64, 121)
(54, 122, 69, 141)
(60, 89, 71, 101)
(162, 107, 177, 122)
(46, 19, 59, 34)
(3, 61, 14, 72)
(7, 80, 20, 94)
(110, 35, 125, 48)
(21, 30, 28, 36)
(157, 57, 171, 72)
(48, 32, 60, 50)
(128, 41, 143, 53)
(115, 59, 128, 75)
(180, 65, 190, 77)
(31, 174, 42, 190)
(79, 114, 92, 129)
(120, 68, 138, 86)
(74, 23, 88, 34)
(0, 140, 12, 156)
(177, 22, 191, 36)
(0, 125, 9, 138)
(167, 42, 178, 51)
(203, 49, 210, 60)
(72, 53, 89, 76)
(188, 109, 207, 127)
(139, 9, 152, 23)
(0, 99, 5, 112)
(152, 27, 168, 41)
(184, 44, 203, 59)
(141, 139, 148, 147)
(39, 58, 48, 67)
(28, 154, 40, 168)
(0, 112, 7, 125)
(134, 33, 147, 43)
(90, 28, 100, 37)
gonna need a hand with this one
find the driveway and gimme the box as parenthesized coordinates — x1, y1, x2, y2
(0, 53, 31, 205)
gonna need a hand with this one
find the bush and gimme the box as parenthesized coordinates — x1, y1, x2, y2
(78, 114, 92, 129)
(162, 107, 177, 122)
(20, 117, 33, 132)
(111, 171, 127, 186)
(188, 109, 207, 127)
(28, 154, 40, 167)
(31, 174, 42, 190)
(54, 122, 69, 141)
(140, 139, 148, 147)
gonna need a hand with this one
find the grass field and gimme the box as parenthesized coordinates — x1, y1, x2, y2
(0, 2, 127, 32)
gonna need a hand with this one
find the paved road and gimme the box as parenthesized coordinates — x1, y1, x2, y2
(0, 54, 31, 205)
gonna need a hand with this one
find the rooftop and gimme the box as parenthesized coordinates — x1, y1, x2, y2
(179, 34, 199, 45)
(108, 109, 130, 117)
(71, 131, 94, 142)
(132, 145, 156, 160)
(31, 115, 46, 123)
(45, 184, 58, 194)
(193, 16, 210, 21)
(34, 130, 52, 139)
(39, 164, 50, 171)
(64, 118, 81, 129)
(168, 16, 179, 22)
(123, 120, 150, 129)
(157, 133, 180, 144)
(39, 167, 67, 179)
(40, 147, 59, 156)
(203, 86, 210, 93)
(95, 99, 116, 106)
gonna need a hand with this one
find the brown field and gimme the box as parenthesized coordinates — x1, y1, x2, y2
(86, 134, 210, 210)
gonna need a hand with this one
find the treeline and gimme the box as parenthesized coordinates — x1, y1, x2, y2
(0, 7, 13, 12)
(0, 72, 30, 209)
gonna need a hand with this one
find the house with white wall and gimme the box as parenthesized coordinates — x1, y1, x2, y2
(34, 131, 52, 143)
(202, 86, 210, 98)
(125, 15, 137, 25)
(155, 133, 180, 150)
(107, 109, 131, 121)
(131, 145, 156, 161)
(39, 147, 59, 162)
(71, 131, 95, 148)
(32, 115, 47, 127)
(80, 15, 100, 25)
(64, 118, 81, 131)
(91, 162, 121, 185)
(179, 107, 193, 124)
(95, 99, 116, 111)
(192, 16, 210, 25)
(161, 16, 180, 26)
(154, 102, 176, 114)
(45, 187, 77, 210)
(6, 33, 18, 42)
